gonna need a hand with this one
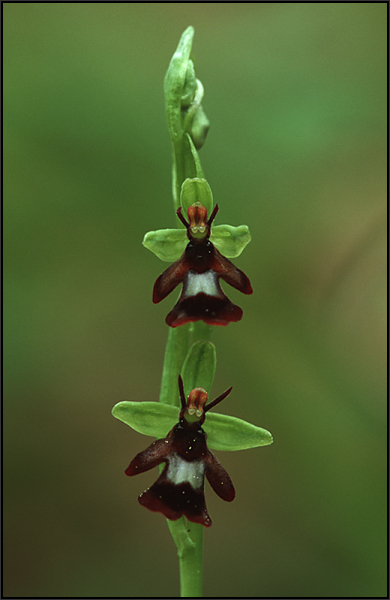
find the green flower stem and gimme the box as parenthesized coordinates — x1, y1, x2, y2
(111, 26, 266, 600)
(158, 323, 211, 598)
(164, 26, 207, 210)
(161, 26, 213, 597)
(158, 330, 209, 598)
(192, 321, 212, 343)
(167, 519, 203, 598)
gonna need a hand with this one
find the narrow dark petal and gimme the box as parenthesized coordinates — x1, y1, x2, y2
(176, 206, 190, 229)
(210, 247, 253, 295)
(166, 293, 243, 328)
(207, 203, 219, 227)
(204, 387, 233, 413)
(139, 478, 212, 527)
(178, 375, 186, 410)
(205, 451, 235, 502)
(125, 438, 172, 476)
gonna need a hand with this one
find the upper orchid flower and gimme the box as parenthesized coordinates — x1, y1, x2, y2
(144, 178, 253, 328)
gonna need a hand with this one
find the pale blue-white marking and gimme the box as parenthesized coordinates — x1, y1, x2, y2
(166, 454, 205, 489)
(184, 270, 220, 298)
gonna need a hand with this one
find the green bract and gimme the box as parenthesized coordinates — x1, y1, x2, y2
(181, 340, 216, 396)
(164, 25, 194, 142)
(143, 222, 251, 261)
(112, 400, 272, 452)
(180, 178, 213, 215)
(184, 134, 205, 179)
(190, 103, 210, 150)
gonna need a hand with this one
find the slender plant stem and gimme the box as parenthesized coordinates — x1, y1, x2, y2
(158, 320, 211, 598)
(161, 26, 212, 597)
(165, 518, 204, 597)
(179, 521, 204, 597)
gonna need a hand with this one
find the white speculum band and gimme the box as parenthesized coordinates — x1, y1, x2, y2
(166, 454, 205, 490)
(184, 270, 220, 298)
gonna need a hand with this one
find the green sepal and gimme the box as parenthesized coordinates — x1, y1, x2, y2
(203, 413, 273, 451)
(112, 401, 272, 451)
(181, 340, 216, 397)
(112, 401, 179, 438)
(210, 224, 251, 258)
(180, 178, 213, 215)
(142, 228, 187, 262)
(143, 222, 251, 262)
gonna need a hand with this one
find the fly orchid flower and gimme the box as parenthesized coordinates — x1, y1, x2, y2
(125, 375, 235, 527)
(152, 201, 253, 327)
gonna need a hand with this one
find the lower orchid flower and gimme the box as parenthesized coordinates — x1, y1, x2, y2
(125, 376, 235, 527)
(113, 341, 273, 529)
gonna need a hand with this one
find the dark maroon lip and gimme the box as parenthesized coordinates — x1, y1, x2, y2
(166, 292, 243, 328)
(139, 479, 212, 526)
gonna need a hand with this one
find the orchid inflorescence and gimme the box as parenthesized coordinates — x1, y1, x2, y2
(114, 173, 271, 526)
(112, 24, 272, 597)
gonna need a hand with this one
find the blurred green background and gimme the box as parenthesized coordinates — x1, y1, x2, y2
(4, 3, 387, 598)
